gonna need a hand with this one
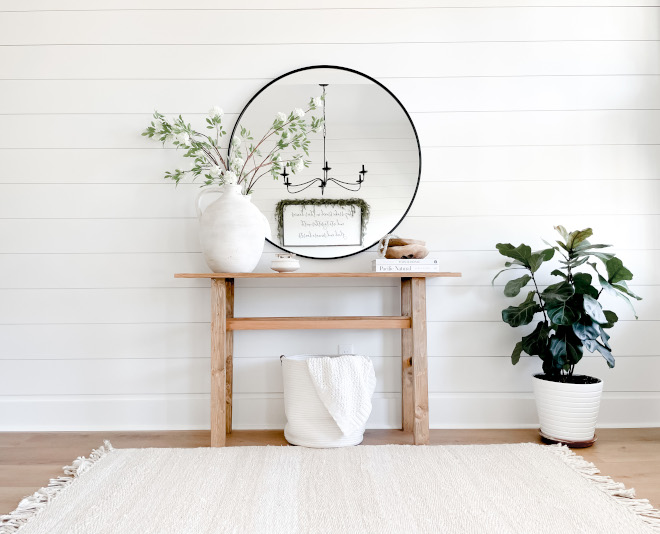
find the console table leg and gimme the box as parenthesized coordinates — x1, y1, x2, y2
(401, 278, 414, 432)
(210, 278, 227, 447)
(411, 277, 429, 445)
(225, 279, 234, 435)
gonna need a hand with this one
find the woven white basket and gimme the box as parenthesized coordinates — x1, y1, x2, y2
(281, 355, 367, 448)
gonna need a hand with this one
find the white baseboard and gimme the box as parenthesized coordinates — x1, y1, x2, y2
(1, 392, 658, 431)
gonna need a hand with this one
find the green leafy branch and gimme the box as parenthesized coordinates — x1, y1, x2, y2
(141, 95, 324, 194)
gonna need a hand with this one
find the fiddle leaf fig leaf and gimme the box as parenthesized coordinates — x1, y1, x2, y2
(574, 241, 611, 251)
(542, 239, 562, 254)
(599, 325, 611, 349)
(587, 251, 615, 263)
(583, 294, 607, 324)
(568, 256, 589, 268)
(546, 299, 581, 326)
(611, 280, 642, 301)
(535, 248, 555, 262)
(584, 339, 615, 368)
(554, 225, 569, 241)
(572, 321, 600, 341)
(492, 267, 525, 285)
(504, 260, 525, 267)
(550, 326, 583, 367)
(502, 291, 541, 327)
(601, 310, 618, 329)
(496, 243, 532, 267)
(528, 253, 545, 273)
(566, 228, 593, 249)
(511, 341, 523, 365)
(573, 273, 598, 299)
(541, 281, 574, 303)
(599, 275, 640, 319)
(605, 257, 633, 284)
(521, 321, 551, 357)
(504, 275, 532, 297)
(550, 269, 567, 279)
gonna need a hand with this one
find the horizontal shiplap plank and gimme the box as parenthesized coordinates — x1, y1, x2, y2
(3, 76, 659, 114)
(1, 214, 657, 253)
(0, 323, 212, 359)
(427, 320, 659, 359)
(1, 391, 658, 431)
(0, 285, 654, 324)
(5, 1, 660, 10)
(0, 393, 403, 430)
(1, 180, 657, 219)
(0, 249, 657, 289)
(405, 180, 660, 217)
(2, 355, 658, 396)
(0, 286, 401, 324)
(3, 111, 660, 148)
(0, 318, 655, 359)
(1, 8, 658, 45)
(2, 145, 660, 184)
(424, 285, 654, 323)
(394, 214, 660, 251)
(3, 42, 659, 80)
(0, 357, 398, 395)
(0, 324, 397, 359)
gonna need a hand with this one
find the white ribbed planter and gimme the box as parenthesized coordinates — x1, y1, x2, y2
(532, 374, 603, 444)
(281, 355, 367, 448)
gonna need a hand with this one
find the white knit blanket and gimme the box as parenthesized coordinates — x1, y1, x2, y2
(306, 355, 376, 435)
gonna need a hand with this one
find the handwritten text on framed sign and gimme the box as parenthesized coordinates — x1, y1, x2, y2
(279, 200, 366, 247)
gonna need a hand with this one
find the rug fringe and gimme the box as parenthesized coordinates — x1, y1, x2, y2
(546, 443, 660, 532)
(0, 440, 114, 534)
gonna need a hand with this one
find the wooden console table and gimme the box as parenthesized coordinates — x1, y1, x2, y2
(175, 272, 461, 447)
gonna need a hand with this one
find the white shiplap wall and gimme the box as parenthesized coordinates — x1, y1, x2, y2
(1, 0, 659, 430)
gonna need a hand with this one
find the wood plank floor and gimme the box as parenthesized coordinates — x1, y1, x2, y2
(1, 428, 658, 515)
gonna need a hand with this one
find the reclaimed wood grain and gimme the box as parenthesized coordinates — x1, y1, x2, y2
(175, 272, 461, 279)
(225, 279, 234, 435)
(210, 279, 226, 447)
(227, 316, 412, 331)
(401, 277, 414, 433)
(411, 277, 429, 445)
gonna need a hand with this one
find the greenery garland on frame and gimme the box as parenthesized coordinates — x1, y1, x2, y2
(274, 198, 371, 244)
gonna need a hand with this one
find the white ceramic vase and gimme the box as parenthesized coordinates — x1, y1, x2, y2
(532, 374, 603, 444)
(196, 185, 271, 273)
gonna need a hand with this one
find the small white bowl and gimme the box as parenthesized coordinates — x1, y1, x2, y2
(271, 253, 301, 273)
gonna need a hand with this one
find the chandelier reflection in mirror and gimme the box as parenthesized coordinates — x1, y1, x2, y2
(281, 84, 368, 195)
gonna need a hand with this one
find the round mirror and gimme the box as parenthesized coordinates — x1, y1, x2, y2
(230, 65, 420, 259)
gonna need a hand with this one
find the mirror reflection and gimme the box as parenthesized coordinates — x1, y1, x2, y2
(230, 66, 420, 259)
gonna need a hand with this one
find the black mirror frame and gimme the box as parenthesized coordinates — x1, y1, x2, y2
(229, 65, 421, 260)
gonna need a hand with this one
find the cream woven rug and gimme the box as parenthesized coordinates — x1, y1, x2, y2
(2, 442, 659, 534)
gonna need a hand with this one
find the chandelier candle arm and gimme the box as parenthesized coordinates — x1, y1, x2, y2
(281, 84, 368, 195)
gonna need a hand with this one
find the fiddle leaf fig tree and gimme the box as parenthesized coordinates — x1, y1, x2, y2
(493, 226, 641, 380)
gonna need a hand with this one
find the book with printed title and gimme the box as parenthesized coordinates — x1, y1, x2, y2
(372, 258, 440, 272)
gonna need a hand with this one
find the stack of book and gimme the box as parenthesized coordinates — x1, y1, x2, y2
(372, 258, 440, 273)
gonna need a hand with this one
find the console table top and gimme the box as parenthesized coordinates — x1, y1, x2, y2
(175, 272, 461, 278)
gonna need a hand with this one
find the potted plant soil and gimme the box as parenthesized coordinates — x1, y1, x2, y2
(494, 226, 641, 447)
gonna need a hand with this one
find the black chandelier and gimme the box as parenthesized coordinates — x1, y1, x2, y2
(281, 84, 367, 195)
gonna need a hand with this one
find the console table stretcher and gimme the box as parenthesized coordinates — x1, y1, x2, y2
(175, 272, 461, 447)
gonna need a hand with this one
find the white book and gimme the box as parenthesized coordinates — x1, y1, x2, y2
(372, 264, 441, 273)
(372, 258, 439, 265)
